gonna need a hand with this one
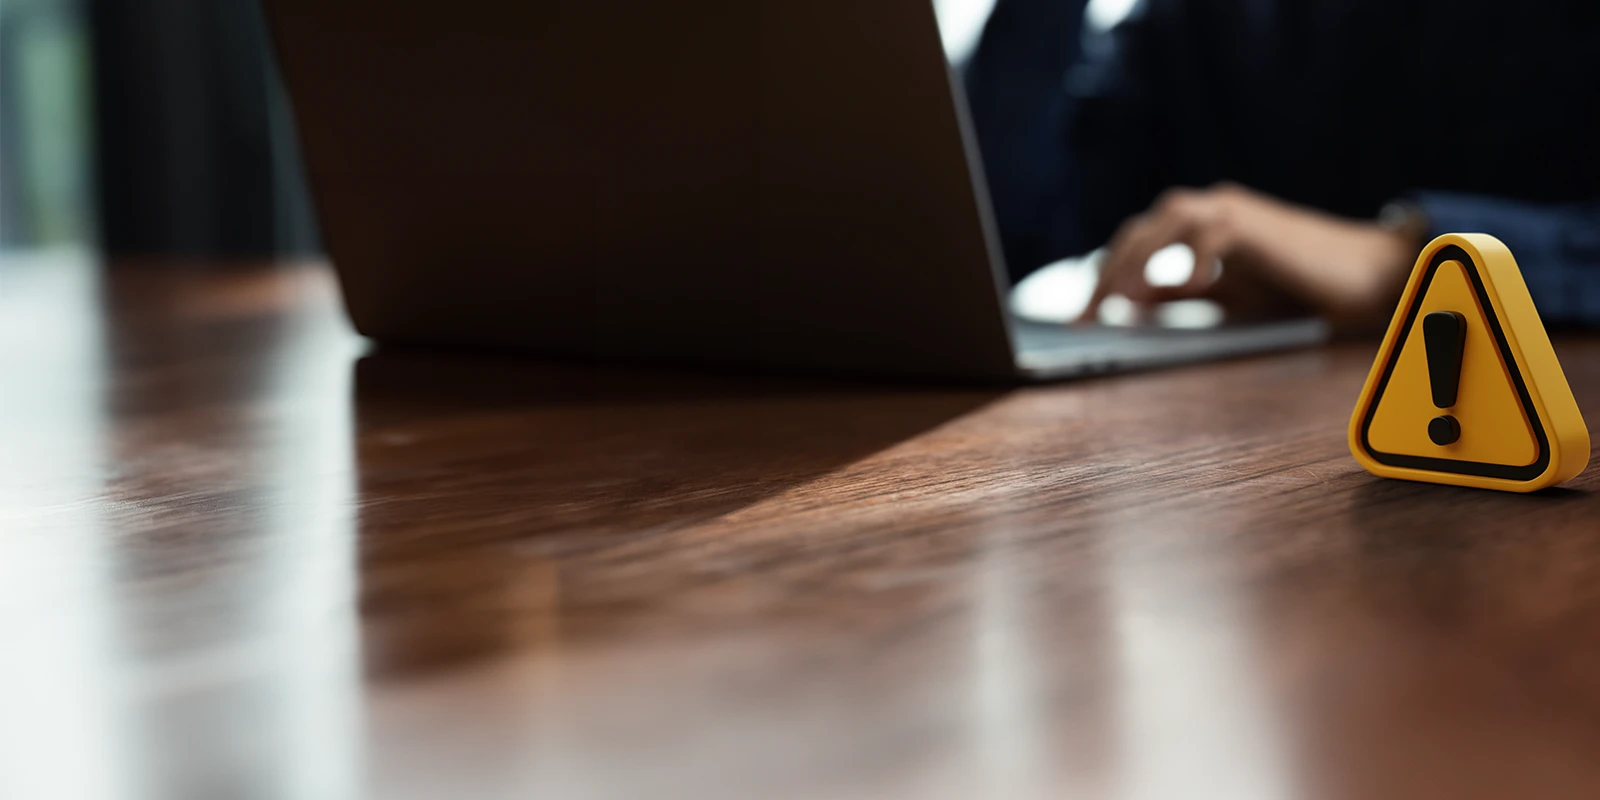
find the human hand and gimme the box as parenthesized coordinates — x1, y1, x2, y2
(1076, 183, 1419, 328)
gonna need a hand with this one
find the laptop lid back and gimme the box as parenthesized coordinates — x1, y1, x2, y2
(263, 0, 1018, 379)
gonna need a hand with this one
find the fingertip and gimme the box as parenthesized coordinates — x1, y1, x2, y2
(1120, 282, 1159, 304)
(1072, 298, 1103, 326)
(1141, 285, 1206, 305)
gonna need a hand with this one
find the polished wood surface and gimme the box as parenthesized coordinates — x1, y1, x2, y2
(6, 252, 1600, 800)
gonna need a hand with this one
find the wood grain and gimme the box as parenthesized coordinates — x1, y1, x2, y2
(5, 253, 1600, 800)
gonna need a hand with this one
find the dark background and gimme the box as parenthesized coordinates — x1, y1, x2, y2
(0, 0, 317, 256)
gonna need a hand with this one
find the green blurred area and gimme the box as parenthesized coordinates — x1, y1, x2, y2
(0, 0, 93, 249)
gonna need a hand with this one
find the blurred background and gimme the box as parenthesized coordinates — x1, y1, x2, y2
(5, 0, 1097, 263)
(1, 0, 92, 252)
(7, 0, 1598, 326)
(0, 0, 316, 259)
(5, 0, 1042, 262)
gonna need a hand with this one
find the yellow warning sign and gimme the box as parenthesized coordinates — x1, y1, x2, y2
(1349, 233, 1589, 492)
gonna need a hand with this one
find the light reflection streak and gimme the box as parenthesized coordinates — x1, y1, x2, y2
(0, 256, 365, 800)
(244, 269, 363, 800)
(1103, 521, 1292, 800)
(0, 250, 124, 800)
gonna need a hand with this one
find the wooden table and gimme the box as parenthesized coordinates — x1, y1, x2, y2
(6, 253, 1600, 800)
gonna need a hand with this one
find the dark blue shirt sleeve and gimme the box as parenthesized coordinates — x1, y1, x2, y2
(1415, 192, 1600, 325)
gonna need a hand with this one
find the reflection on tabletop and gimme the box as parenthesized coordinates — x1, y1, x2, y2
(5, 254, 1600, 800)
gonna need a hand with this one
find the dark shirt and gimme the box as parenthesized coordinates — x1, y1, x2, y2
(963, 0, 1089, 280)
(976, 0, 1600, 322)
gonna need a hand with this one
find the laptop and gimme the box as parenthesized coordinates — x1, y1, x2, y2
(262, 0, 1325, 381)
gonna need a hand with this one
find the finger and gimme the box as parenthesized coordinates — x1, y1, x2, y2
(1076, 260, 1120, 325)
(1180, 226, 1230, 295)
(1079, 212, 1189, 321)
(1122, 223, 1234, 308)
(1137, 284, 1214, 305)
(1077, 215, 1157, 323)
(1076, 219, 1149, 324)
(1111, 213, 1194, 304)
(1133, 264, 1222, 306)
(1120, 214, 1228, 304)
(1136, 260, 1269, 314)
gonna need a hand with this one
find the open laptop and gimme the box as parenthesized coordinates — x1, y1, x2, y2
(262, 0, 1325, 381)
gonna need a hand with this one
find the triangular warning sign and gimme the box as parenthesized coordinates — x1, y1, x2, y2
(1349, 233, 1589, 492)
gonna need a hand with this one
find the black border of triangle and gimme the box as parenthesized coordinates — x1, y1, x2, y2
(1357, 245, 1550, 480)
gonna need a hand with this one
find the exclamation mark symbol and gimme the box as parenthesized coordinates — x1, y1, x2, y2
(1423, 311, 1466, 445)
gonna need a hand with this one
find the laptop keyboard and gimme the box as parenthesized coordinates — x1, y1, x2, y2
(1008, 318, 1176, 352)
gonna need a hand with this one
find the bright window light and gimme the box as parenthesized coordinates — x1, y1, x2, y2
(933, 0, 999, 63)
(1085, 0, 1141, 32)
